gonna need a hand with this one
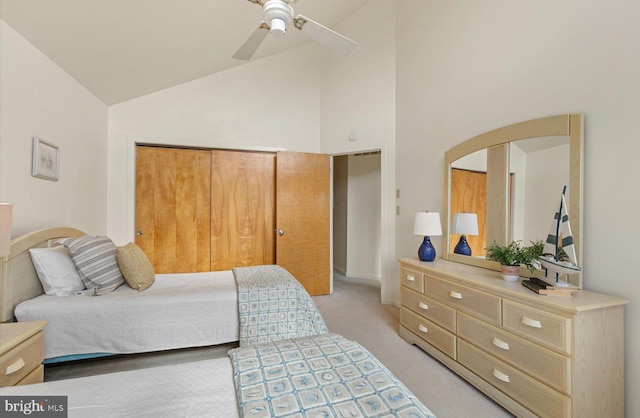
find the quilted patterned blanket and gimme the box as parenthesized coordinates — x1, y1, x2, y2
(233, 265, 329, 347)
(228, 333, 436, 418)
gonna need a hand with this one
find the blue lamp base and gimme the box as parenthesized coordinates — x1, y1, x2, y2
(418, 236, 436, 262)
(454, 235, 472, 256)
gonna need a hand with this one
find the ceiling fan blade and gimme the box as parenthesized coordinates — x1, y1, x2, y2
(294, 15, 356, 57)
(233, 24, 269, 60)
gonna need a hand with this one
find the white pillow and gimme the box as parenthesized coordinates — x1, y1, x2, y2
(29, 246, 85, 296)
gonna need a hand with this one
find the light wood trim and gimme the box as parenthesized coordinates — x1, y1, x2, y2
(486, 144, 509, 247)
(567, 114, 583, 287)
(571, 306, 624, 417)
(1, 228, 85, 322)
(445, 115, 570, 162)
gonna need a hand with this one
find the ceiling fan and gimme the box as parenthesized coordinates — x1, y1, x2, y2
(233, 0, 356, 60)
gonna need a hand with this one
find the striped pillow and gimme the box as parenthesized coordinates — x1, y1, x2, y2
(60, 235, 124, 295)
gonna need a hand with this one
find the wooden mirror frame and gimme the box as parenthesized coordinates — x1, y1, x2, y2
(442, 114, 584, 288)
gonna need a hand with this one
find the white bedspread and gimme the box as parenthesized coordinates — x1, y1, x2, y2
(0, 358, 240, 418)
(15, 271, 239, 359)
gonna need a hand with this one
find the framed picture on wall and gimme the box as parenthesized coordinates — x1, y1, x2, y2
(32, 136, 60, 181)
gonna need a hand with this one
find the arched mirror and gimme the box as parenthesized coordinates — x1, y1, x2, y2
(443, 114, 584, 288)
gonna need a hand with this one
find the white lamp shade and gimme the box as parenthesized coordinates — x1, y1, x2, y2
(452, 212, 479, 235)
(413, 212, 442, 236)
(0, 203, 13, 257)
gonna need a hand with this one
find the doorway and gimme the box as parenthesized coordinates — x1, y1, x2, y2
(332, 151, 382, 282)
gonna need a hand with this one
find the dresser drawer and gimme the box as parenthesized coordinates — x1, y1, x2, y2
(16, 365, 44, 386)
(400, 307, 456, 359)
(503, 300, 571, 354)
(401, 288, 456, 332)
(0, 332, 45, 387)
(457, 312, 571, 393)
(458, 339, 570, 418)
(401, 268, 424, 293)
(426, 276, 501, 325)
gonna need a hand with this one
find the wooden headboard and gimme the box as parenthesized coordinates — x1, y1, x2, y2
(0, 227, 85, 322)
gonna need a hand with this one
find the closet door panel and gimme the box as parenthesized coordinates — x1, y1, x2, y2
(135, 146, 211, 273)
(210, 150, 276, 271)
(276, 151, 330, 295)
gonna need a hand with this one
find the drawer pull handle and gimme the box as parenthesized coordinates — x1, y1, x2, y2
(418, 302, 429, 310)
(492, 369, 510, 383)
(5, 358, 26, 375)
(406, 275, 415, 282)
(449, 290, 463, 299)
(418, 324, 429, 333)
(492, 337, 510, 350)
(521, 316, 542, 328)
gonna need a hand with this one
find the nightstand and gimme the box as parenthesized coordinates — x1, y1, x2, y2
(0, 321, 47, 387)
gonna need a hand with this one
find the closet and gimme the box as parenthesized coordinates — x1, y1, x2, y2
(135, 145, 330, 295)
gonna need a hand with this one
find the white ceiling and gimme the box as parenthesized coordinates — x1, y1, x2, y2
(0, 0, 368, 105)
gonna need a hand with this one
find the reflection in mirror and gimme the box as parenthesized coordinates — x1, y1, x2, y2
(443, 114, 583, 288)
(509, 136, 570, 245)
(450, 150, 487, 256)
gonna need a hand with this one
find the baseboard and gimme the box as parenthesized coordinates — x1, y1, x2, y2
(333, 265, 347, 276)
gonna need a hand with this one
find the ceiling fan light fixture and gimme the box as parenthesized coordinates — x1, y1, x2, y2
(263, 0, 293, 37)
(269, 18, 287, 37)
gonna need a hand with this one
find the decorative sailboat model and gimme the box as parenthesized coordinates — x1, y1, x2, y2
(538, 186, 581, 287)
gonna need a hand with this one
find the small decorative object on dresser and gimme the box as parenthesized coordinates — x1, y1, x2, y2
(485, 240, 544, 281)
(398, 258, 628, 418)
(0, 321, 48, 387)
(413, 211, 442, 262)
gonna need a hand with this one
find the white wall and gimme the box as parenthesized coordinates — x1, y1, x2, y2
(346, 153, 381, 280)
(521, 144, 570, 244)
(320, 0, 396, 302)
(396, 0, 640, 415)
(332, 155, 348, 274)
(107, 47, 325, 245)
(0, 20, 108, 237)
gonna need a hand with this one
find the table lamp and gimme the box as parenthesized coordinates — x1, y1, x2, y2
(452, 212, 478, 256)
(0, 203, 13, 257)
(413, 211, 442, 262)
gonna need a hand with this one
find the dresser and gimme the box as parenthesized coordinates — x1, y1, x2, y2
(0, 321, 47, 387)
(398, 258, 628, 418)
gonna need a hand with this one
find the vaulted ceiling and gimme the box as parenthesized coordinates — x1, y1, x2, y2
(1, 0, 369, 105)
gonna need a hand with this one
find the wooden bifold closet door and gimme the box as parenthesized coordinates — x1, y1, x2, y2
(135, 146, 211, 273)
(135, 146, 330, 295)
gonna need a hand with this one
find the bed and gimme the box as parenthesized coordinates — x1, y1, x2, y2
(0, 333, 437, 418)
(0, 227, 325, 363)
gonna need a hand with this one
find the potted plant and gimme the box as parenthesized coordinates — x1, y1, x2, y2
(485, 240, 544, 281)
